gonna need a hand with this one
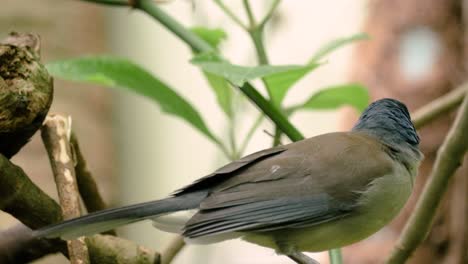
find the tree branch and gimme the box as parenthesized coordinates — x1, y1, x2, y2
(161, 236, 185, 264)
(41, 114, 90, 264)
(386, 91, 468, 263)
(70, 132, 117, 236)
(0, 152, 161, 263)
(412, 83, 468, 129)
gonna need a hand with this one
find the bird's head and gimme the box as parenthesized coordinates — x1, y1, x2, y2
(352, 98, 420, 148)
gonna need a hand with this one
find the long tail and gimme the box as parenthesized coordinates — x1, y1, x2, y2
(33, 192, 206, 240)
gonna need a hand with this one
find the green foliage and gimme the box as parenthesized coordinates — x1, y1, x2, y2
(191, 28, 234, 118)
(191, 54, 318, 88)
(309, 33, 369, 63)
(264, 63, 321, 106)
(293, 83, 369, 113)
(190, 27, 227, 50)
(46, 56, 221, 145)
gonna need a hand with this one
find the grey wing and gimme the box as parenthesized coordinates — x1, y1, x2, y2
(183, 192, 354, 238)
(173, 147, 287, 195)
(182, 180, 356, 238)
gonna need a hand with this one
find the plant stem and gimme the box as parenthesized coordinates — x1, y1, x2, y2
(243, 0, 256, 28)
(213, 0, 248, 30)
(329, 248, 343, 264)
(237, 113, 264, 158)
(250, 28, 269, 65)
(81, 0, 128, 6)
(386, 91, 468, 264)
(138, 0, 214, 53)
(259, 0, 281, 28)
(135, 0, 304, 141)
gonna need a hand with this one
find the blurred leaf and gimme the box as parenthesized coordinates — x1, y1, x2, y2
(309, 33, 369, 63)
(264, 62, 321, 106)
(190, 27, 227, 50)
(204, 72, 233, 117)
(191, 54, 312, 87)
(190, 29, 233, 117)
(295, 83, 369, 112)
(46, 56, 221, 144)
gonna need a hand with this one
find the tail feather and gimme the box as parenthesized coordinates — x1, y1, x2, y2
(33, 192, 206, 240)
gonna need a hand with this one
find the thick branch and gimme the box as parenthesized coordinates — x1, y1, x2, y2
(0, 32, 53, 158)
(386, 92, 468, 263)
(0, 152, 160, 263)
(0, 223, 160, 264)
(41, 114, 90, 264)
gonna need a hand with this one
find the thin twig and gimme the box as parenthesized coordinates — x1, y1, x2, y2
(243, 0, 256, 28)
(70, 132, 117, 236)
(237, 113, 264, 157)
(412, 83, 468, 129)
(213, 0, 248, 30)
(258, 0, 281, 28)
(41, 114, 90, 264)
(161, 236, 185, 264)
(386, 91, 468, 263)
(287, 252, 320, 264)
(70, 132, 108, 213)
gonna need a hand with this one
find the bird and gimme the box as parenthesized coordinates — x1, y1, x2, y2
(34, 98, 423, 262)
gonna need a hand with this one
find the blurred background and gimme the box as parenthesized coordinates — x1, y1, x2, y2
(0, 0, 466, 263)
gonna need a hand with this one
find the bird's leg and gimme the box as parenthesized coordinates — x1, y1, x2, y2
(287, 251, 320, 264)
(275, 241, 320, 264)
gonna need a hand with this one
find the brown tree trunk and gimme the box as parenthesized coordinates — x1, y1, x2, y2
(342, 0, 467, 263)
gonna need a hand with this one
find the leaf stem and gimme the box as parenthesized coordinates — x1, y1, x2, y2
(250, 29, 269, 65)
(137, 0, 214, 53)
(243, 0, 256, 28)
(213, 0, 248, 30)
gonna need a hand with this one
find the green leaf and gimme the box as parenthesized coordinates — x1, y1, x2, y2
(309, 33, 369, 63)
(46, 56, 220, 144)
(191, 55, 313, 87)
(204, 72, 233, 117)
(264, 63, 320, 106)
(190, 27, 227, 49)
(297, 83, 369, 112)
(190, 29, 233, 117)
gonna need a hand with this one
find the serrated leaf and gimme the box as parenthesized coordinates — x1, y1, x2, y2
(190, 27, 227, 49)
(309, 33, 369, 63)
(264, 63, 320, 106)
(298, 84, 369, 112)
(46, 56, 220, 144)
(191, 55, 311, 87)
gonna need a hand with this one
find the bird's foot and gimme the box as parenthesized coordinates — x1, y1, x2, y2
(287, 251, 320, 264)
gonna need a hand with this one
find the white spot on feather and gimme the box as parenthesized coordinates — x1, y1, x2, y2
(270, 165, 281, 174)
